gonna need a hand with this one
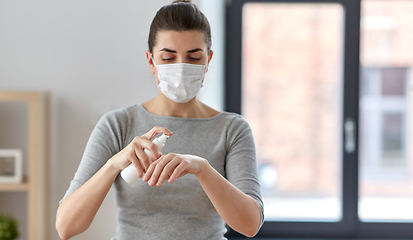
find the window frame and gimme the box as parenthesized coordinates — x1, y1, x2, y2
(225, 0, 413, 238)
(360, 67, 409, 180)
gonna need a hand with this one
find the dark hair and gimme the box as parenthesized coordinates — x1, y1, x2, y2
(148, 0, 212, 54)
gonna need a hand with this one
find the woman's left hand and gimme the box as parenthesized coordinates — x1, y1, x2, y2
(142, 153, 208, 187)
(143, 152, 261, 236)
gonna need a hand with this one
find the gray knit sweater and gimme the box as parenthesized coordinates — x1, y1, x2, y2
(61, 104, 264, 240)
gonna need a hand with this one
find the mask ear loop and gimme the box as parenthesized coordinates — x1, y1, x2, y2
(151, 54, 162, 90)
(151, 54, 158, 68)
(201, 64, 207, 88)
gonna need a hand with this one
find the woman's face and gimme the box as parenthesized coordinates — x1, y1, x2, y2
(146, 30, 213, 82)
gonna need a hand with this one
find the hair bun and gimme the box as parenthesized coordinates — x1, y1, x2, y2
(173, 0, 191, 3)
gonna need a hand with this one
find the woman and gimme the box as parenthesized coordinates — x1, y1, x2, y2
(56, 1, 263, 239)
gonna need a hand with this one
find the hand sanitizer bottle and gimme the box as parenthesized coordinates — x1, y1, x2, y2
(120, 134, 169, 184)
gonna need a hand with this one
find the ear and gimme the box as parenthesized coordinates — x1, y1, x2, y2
(146, 50, 156, 74)
(205, 50, 214, 72)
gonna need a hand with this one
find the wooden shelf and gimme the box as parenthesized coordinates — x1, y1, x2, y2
(0, 181, 29, 192)
(0, 91, 49, 240)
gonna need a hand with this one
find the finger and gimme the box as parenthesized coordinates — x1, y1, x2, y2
(140, 141, 160, 163)
(156, 157, 181, 187)
(142, 156, 162, 182)
(168, 161, 188, 184)
(147, 155, 173, 187)
(141, 126, 173, 140)
(133, 144, 150, 172)
(127, 152, 144, 178)
(128, 137, 151, 171)
(147, 160, 166, 186)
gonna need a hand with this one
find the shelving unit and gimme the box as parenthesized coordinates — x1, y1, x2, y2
(0, 91, 49, 240)
(0, 182, 29, 192)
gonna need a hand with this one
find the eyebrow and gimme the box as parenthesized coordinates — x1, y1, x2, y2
(187, 48, 203, 53)
(159, 48, 176, 53)
(159, 48, 203, 53)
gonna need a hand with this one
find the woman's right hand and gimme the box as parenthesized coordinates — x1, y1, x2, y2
(109, 126, 173, 177)
(57, 127, 172, 240)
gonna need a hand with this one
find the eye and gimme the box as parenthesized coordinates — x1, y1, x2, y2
(189, 57, 201, 61)
(162, 58, 174, 62)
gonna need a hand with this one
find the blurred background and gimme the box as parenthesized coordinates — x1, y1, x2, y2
(242, 0, 413, 223)
(0, 1, 224, 239)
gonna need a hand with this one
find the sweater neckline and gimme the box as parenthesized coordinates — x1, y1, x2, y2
(137, 104, 224, 121)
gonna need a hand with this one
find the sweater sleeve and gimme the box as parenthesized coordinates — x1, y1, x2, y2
(225, 115, 264, 227)
(60, 110, 126, 203)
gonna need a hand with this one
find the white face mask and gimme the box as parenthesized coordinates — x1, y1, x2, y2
(152, 58, 206, 103)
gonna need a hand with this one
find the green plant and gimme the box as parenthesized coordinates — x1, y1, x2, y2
(0, 213, 19, 240)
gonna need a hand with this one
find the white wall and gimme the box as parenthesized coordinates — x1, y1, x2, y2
(0, 0, 224, 239)
(198, 0, 226, 111)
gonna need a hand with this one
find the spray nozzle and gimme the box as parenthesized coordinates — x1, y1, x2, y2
(154, 133, 169, 146)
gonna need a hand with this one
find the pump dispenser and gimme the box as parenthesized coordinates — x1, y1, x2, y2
(121, 134, 169, 184)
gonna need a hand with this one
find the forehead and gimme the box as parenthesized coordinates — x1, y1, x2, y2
(154, 30, 207, 52)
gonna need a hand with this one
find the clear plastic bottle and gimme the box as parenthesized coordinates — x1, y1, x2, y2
(120, 134, 169, 184)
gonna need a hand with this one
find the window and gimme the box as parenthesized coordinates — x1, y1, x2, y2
(242, 2, 344, 222)
(226, 0, 413, 238)
(359, 0, 413, 224)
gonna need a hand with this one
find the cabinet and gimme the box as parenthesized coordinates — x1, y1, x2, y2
(0, 91, 49, 240)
